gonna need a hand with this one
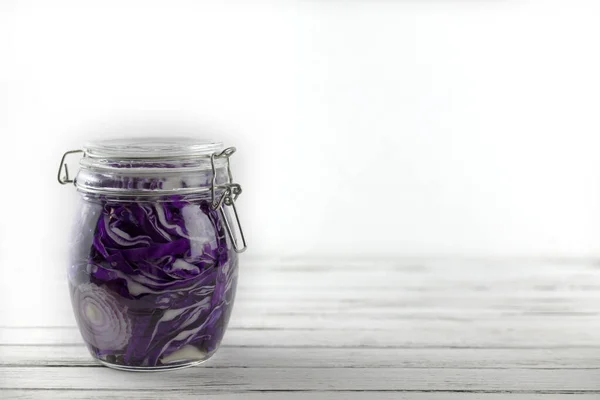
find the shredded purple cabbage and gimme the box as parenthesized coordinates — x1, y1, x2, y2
(68, 195, 238, 368)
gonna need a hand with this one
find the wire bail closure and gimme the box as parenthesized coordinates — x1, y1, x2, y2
(210, 147, 247, 254)
(57, 145, 247, 254)
(57, 150, 84, 185)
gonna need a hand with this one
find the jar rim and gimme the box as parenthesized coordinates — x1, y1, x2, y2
(83, 137, 224, 160)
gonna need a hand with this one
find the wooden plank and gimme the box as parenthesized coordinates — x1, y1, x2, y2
(2, 391, 599, 400)
(8, 284, 600, 306)
(1, 367, 599, 392)
(1, 391, 598, 400)
(3, 259, 600, 328)
(4, 260, 600, 301)
(1, 346, 599, 369)
(7, 291, 600, 317)
(17, 266, 600, 293)
(3, 308, 598, 331)
(2, 325, 599, 348)
(3, 303, 600, 330)
(7, 258, 600, 292)
(29, 256, 600, 273)
(14, 277, 600, 298)
(3, 305, 599, 329)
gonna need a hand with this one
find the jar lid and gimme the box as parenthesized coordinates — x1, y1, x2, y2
(83, 137, 224, 160)
(57, 137, 235, 196)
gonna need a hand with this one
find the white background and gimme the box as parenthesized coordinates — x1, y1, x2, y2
(1, 0, 600, 283)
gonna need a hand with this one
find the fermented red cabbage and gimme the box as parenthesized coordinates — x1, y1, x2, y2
(68, 194, 238, 368)
(72, 283, 132, 351)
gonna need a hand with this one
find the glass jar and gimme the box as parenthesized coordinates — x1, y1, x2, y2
(57, 137, 246, 371)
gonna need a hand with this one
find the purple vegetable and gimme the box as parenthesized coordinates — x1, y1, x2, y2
(72, 283, 132, 351)
(68, 194, 238, 368)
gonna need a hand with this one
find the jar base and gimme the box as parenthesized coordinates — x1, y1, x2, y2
(96, 354, 214, 372)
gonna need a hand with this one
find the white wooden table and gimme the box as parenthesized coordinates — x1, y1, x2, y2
(1, 258, 599, 399)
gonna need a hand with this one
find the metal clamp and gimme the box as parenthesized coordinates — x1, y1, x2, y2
(210, 147, 247, 254)
(57, 150, 84, 185)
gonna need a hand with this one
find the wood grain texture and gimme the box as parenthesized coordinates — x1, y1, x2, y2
(2, 324, 599, 348)
(1, 258, 599, 398)
(3, 392, 600, 400)
(2, 366, 599, 392)
(3, 346, 599, 369)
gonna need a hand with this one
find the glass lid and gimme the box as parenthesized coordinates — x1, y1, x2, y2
(83, 137, 224, 159)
